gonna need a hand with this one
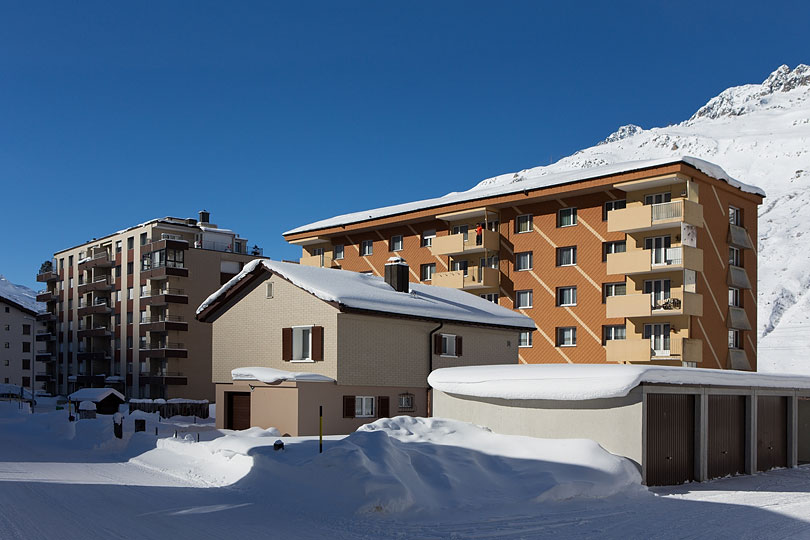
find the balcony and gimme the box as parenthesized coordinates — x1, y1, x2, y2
(72, 374, 106, 386)
(728, 348, 751, 370)
(76, 349, 112, 362)
(727, 265, 752, 289)
(606, 337, 702, 364)
(36, 270, 59, 283)
(136, 373, 188, 386)
(140, 342, 188, 358)
(606, 291, 703, 318)
(36, 312, 58, 322)
(431, 229, 500, 257)
(432, 266, 500, 290)
(35, 351, 54, 361)
(78, 276, 113, 295)
(607, 246, 703, 276)
(35, 330, 56, 342)
(139, 316, 189, 333)
(79, 252, 114, 270)
(35, 372, 54, 383)
(728, 224, 754, 250)
(140, 288, 189, 306)
(36, 290, 58, 303)
(77, 300, 113, 317)
(727, 306, 752, 330)
(142, 237, 190, 254)
(300, 252, 338, 268)
(141, 264, 189, 280)
(77, 326, 113, 339)
(607, 199, 703, 233)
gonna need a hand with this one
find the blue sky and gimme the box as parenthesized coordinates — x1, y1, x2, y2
(2, 1, 807, 289)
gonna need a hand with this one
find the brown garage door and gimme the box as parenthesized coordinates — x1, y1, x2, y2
(646, 393, 695, 486)
(227, 392, 251, 431)
(708, 395, 746, 479)
(757, 395, 788, 472)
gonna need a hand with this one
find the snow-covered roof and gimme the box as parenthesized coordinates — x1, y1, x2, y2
(197, 259, 536, 330)
(79, 401, 97, 411)
(0, 275, 44, 314)
(232, 367, 336, 384)
(68, 388, 125, 403)
(0, 383, 33, 400)
(285, 157, 764, 236)
(428, 364, 810, 401)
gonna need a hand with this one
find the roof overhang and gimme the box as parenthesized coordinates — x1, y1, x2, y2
(435, 206, 500, 222)
(287, 236, 331, 246)
(613, 173, 690, 192)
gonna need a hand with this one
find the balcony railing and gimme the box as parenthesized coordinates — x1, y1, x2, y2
(607, 199, 703, 233)
(141, 315, 185, 324)
(300, 252, 337, 268)
(432, 266, 500, 290)
(606, 291, 703, 318)
(607, 246, 703, 275)
(430, 229, 500, 257)
(141, 288, 186, 298)
(605, 337, 702, 364)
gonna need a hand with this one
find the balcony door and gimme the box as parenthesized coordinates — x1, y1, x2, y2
(645, 236, 671, 265)
(644, 279, 671, 308)
(645, 192, 672, 205)
(451, 260, 468, 276)
(644, 323, 671, 356)
(452, 225, 469, 242)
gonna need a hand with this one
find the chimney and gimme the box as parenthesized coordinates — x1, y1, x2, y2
(198, 210, 210, 225)
(384, 256, 410, 293)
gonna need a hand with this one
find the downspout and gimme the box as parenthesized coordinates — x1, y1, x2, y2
(427, 321, 443, 417)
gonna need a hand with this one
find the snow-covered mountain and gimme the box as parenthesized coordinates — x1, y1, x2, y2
(0, 275, 44, 313)
(472, 64, 810, 374)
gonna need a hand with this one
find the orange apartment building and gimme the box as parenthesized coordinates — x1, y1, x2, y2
(283, 158, 764, 370)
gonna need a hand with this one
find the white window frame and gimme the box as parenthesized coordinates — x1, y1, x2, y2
(515, 290, 533, 309)
(398, 393, 414, 411)
(557, 327, 577, 347)
(603, 199, 626, 220)
(519, 330, 533, 348)
(515, 251, 533, 271)
(557, 286, 577, 307)
(291, 325, 313, 362)
(480, 293, 499, 303)
(729, 206, 742, 226)
(421, 230, 436, 247)
(355, 396, 375, 418)
(645, 192, 671, 205)
(728, 329, 742, 349)
(557, 246, 577, 267)
(729, 246, 741, 267)
(390, 235, 403, 252)
(440, 334, 457, 357)
(603, 240, 626, 261)
(558, 207, 577, 228)
(516, 214, 533, 234)
(420, 263, 436, 281)
(644, 323, 671, 356)
(333, 244, 344, 260)
(603, 325, 626, 343)
(360, 240, 373, 257)
(266, 282, 274, 299)
(451, 259, 469, 276)
(728, 287, 741, 308)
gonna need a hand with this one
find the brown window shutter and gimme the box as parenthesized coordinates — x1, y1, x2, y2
(282, 327, 292, 361)
(456, 336, 463, 356)
(312, 326, 324, 361)
(378, 396, 390, 418)
(434, 333, 442, 354)
(343, 396, 355, 418)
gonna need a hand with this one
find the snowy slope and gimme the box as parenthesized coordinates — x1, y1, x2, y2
(472, 64, 810, 374)
(0, 274, 44, 313)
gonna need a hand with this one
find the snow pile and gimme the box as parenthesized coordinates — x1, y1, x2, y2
(79, 401, 97, 411)
(198, 259, 536, 329)
(0, 274, 44, 313)
(0, 383, 34, 400)
(428, 364, 810, 401)
(231, 367, 335, 384)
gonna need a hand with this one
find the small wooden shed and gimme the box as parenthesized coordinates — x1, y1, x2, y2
(68, 388, 125, 415)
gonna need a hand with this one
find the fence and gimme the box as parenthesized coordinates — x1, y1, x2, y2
(128, 398, 209, 419)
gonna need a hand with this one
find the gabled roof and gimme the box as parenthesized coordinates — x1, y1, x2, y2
(197, 259, 536, 330)
(284, 157, 765, 236)
(68, 388, 125, 403)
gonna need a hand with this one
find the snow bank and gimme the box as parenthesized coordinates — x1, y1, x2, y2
(428, 364, 810, 401)
(231, 367, 335, 384)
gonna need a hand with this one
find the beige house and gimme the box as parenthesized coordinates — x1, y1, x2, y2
(0, 286, 47, 393)
(196, 257, 535, 435)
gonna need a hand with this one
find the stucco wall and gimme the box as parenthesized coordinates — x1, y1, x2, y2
(432, 388, 644, 467)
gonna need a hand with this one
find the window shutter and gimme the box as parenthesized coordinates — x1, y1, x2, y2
(343, 396, 355, 418)
(312, 326, 324, 361)
(378, 396, 390, 418)
(282, 327, 292, 361)
(433, 334, 442, 354)
(456, 336, 463, 356)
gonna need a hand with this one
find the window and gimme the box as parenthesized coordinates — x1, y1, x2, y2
(556, 246, 577, 266)
(515, 214, 533, 233)
(22, 377, 30, 388)
(127, 237, 134, 250)
(140, 232, 148, 246)
(3, 360, 7, 366)
(603, 199, 626, 220)
(644, 323, 671, 355)
(420, 263, 436, 281)
(729, 206, 742, 226)
(68, 299, 73, 310)
(115, 290, 122, 303)
(398, 393, 415, 412)
(440, 334, 457, 356)
(729, 246, 741, 267)
(729, 287, 741, 307)
(355, 396, 375, 418)
(127, 262, 134, 274)
(515, 252, 533, 271)
(3, 342, 8, 348)
(69, 277, 74, 288)
(127, 312, 133, 325)
(115, 313, 121, 325)
(115, 240, 122, 253)
(519, 331, 533, 347)
(3, 324, 8, 330)
(515, 290, 533, 309)
(334, 244, 344, 260)
(558, 207, 577, 227)
(728, 329, 742, 349)
(68, 255, 73, 266)
(644, 192, 671, 205)
(603, 325, 626, 345)
(556, 327, 577, 347)
(22, 324, 31, 335)
(139, 336, 147, 349)
(480, 293, 499, 303)
(142, 248, 184, 271)
(292, 326, 312, 361)
(115, 265, 121, 278)
(139, 310, 147, 324)
(390, 235, 403, 252)
(602, 241, 626, 261)
(644, 279, 671, 308)
(115, 338, 121, 350)
(451, 260, 468, 276)
(361, 240, 373, 256)
(126, 336, 133, 349)
(557, 286, 577, 307)
(22, 342, 30, 353)
(22, 359, 30, 370)
(645, 236, 672, 265)
(266, 282, 274, 299)
(421, 230, 436, 247)
(128, 287, 133, 300)
(59, 258, 64, 271)
(140, 285, 147, 298)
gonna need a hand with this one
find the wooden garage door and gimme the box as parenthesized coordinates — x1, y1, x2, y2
(757, 395, 788, 472)
(227, 392, 251, 431)
(708, 395, 746, 479)
(646, 393, 695, 486)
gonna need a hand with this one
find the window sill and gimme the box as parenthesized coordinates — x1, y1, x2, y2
(557, 224, 577, 228)
(290, 359, 315, 363)
(515, 268, 531, 272)
(356, 414, 375, 418)
(557, 264, 577, 267)
(518, 345, 532, 348)
(440, 354, 458, 358)
(558, 344, 576, 348)
(558, 304, 576, 307)
(516, 306, 532, 310)
(515, 230, 532, 234)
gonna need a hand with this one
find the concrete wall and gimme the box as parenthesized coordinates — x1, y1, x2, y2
(432, 388, 644, 467)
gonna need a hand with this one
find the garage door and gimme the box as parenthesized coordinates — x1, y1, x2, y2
(646, 393, 695, 486)
(757, 395, 788, 472)
(227, 392, 251, 431)
(708, 395, 746, 479)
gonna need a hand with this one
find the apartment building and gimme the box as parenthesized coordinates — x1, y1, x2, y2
(0, 292, 46, 392)
(283, 158, 764, 370)
(36, 211, 263, 399)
